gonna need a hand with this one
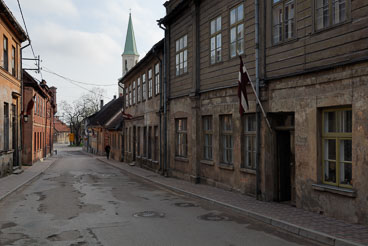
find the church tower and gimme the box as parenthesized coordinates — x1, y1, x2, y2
(119, 13, 139, 95)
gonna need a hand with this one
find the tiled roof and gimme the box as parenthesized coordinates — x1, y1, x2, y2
(54, 118, 70, 133)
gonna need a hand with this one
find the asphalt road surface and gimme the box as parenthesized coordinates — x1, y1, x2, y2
(0, 146, 322, 246)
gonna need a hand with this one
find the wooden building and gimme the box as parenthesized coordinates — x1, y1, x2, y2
(0, 0, 27, 177)
(156, 0, 368, 224)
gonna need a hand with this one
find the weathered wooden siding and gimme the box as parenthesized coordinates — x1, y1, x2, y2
(265, 0, 368, 78)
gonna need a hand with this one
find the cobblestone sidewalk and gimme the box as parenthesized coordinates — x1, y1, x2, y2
(96, 156, 368, 246)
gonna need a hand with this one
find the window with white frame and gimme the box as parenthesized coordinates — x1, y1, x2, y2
(210, 16, 222, 64)
(125, 88, 129, 107)
(148, 69, 153, 98)
(155, 63, 160, 95)
(316, 0, 346, 30)
(322, 108, 352, 188)
(133, 81, 136, 104)
(129, 84, 132, 106)
(137, 77, 141, 102)
(203, 116, 213, 160)
(220, 115, 233, 165)
(142, 73, 147, 101)
(175, 35, 188, 76)
(230, 4, 244, 58)
(242, 114, 256, 169)
(175, 118, 187, 158)
(272, 0, 295, 44)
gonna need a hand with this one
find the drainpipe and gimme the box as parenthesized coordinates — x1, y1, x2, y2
(153, 45, 163, 173)
(20, 39, 31, 166)
(159, 23, 168, 177)
(255, 0, 262, 199)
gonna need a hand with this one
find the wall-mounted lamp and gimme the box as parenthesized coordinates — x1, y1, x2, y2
(23, 114, 28, 123)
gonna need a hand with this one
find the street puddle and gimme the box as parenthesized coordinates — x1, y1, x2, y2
(133, 211, 165, 218)
(47, 230, 82, 241)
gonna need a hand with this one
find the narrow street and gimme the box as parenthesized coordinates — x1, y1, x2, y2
(0, 145, 321, 246)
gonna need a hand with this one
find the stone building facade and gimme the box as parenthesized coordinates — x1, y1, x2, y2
(0, 1, 27, 177)
(120, 40, 163, 172)
(22, 71, 56, 165)
(157, 0, 368, 224)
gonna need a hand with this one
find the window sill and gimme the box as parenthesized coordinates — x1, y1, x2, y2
(152, 160, 159, 164)
(240, 168, 256, 175)
(312, 184, 356, 198)
(200, 159, 214, 166)
(218, 163, 234, 171)
(271, 37, 298, 48)
(175, 156, 189, 163)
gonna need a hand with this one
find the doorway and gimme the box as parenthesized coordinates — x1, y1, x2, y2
(276, 130, 295, 204)
(133, 126, 136, 161)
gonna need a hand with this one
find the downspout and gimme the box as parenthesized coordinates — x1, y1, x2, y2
(255, 0, 262, 199)
(159, 23, 168, 177)
(152, 45, 163, 173)
(20, 39, 31, 166)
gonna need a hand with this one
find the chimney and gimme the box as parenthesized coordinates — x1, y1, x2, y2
(100, 100, 104, 110)
(114, 95, 117, 99)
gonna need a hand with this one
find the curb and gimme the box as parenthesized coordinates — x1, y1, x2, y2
(96, 157, 364, 246)
(0, 157, 60, 202)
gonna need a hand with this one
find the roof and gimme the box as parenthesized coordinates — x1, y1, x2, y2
(23, 71, 49, 99)
(0, 0, 27, 42)
(105, 113, 124, 130)
(88, 96, 124, 127)
(119, 38, 164, 83)
(123, 13, 139, 56)
(158, 0, 190, 26)
(54, 117, 70, 133)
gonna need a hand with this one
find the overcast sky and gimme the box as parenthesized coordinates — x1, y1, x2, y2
(4, 0, 166, 110)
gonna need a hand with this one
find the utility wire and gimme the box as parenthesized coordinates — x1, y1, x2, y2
(17, 0, 43, 79)
(43, 67, 117, 87)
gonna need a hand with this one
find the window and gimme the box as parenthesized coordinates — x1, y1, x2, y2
(322, 108, 352, 188)
(155, 63, 160, 95)
(3, 103, 9, 151)
(129, 84, 132, 106)
(125, 88, 129, 107)
(34, 132, 36, 152)
(133, 81, 136, 104)
(137, 77, 141, 102)
(125, 59, 128, 73)
(148, 126, 152, 159)
(272, 0, 295, 44)
(175, 118, 187, 157)
(154, 126, 158, 161)
(143, 127, 147, 157)
(137, 127, 141, 156)
(11, 46, 15, 76)
(242, 114, 256, 169)
(230, 4, 244, 58)
(142, 74, 147, 101)
(316, 0, 346, 30)
(148, 69, 153, 98)
(203, 116, 213, 160)
(175, 35, 188, 76)
(3, 36, 8, 71)
(210, 16, 222, 64)
(220, 115, 233, 165)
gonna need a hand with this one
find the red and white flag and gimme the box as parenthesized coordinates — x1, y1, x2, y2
(238, 56, 249, 114)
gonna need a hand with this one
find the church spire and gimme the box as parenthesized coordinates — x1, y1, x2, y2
(123, 13, 139, 56)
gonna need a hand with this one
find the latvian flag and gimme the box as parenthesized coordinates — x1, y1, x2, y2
(238, 56, 249, 114)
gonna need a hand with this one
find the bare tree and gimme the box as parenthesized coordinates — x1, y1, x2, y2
(59, 88, 105, 146)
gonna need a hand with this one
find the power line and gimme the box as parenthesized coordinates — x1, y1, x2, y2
(42, 67, 117, 87)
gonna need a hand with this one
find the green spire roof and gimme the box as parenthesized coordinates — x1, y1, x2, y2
(123, 13, 139, 56)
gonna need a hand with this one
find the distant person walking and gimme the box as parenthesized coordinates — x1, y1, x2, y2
(105, 145, 111, 160)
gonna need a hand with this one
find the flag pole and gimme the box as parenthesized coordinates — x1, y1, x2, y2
(243, 68, 272, 131)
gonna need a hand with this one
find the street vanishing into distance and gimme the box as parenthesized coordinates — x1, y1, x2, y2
(0, 145, 322, 246)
